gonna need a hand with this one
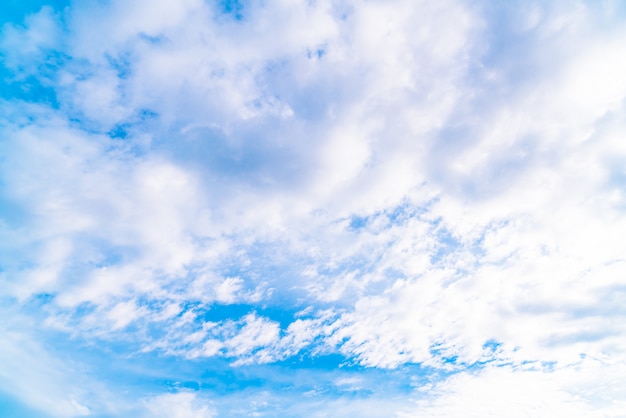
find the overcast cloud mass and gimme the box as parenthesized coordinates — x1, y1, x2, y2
(1, 0, 626, 416)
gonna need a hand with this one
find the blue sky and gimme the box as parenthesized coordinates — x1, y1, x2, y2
(1, 0, 626, 416)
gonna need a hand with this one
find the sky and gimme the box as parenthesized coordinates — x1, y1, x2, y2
(1, 0, 626, 416)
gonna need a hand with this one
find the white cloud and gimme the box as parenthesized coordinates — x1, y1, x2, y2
(225, 313, 280, 360)
(143, 392, 215, 418)
(403, 361, 626, 418)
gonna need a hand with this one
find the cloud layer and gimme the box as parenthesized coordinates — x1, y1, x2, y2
(1, 0, 626, 416)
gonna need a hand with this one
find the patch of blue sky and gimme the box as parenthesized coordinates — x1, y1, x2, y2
(0, 0, 69, 26)
(275, 352, 347, 370)
(217, 0, 246, 20)
(0, 46, 68, 109)
(482, 339, 503, 352)
(427, 339, 508, 370)
(348, 214, 369, 230)
(209, 361, 430, 399)
(17, 322, 439, 415)
(429, 343, 460, 364)
(430, 225, 462, 264)
(0, 392, 53, 418)
(22, 291, 56, 307)
(0, 192, 31, 227)
(104, 52, 134, 80)
(200, 363, 434, 415)
(103, 109, 159, 157)
(161, 300, 275, 329)
(347, 199, 433, 232)
(200, 303, 299, 329)
(106, 122, 131, 140)
(385, 200, 428, 225)
(306, 45, 327, 60)
(0, 72, 59, 107)
(63, 116, 109, 138)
